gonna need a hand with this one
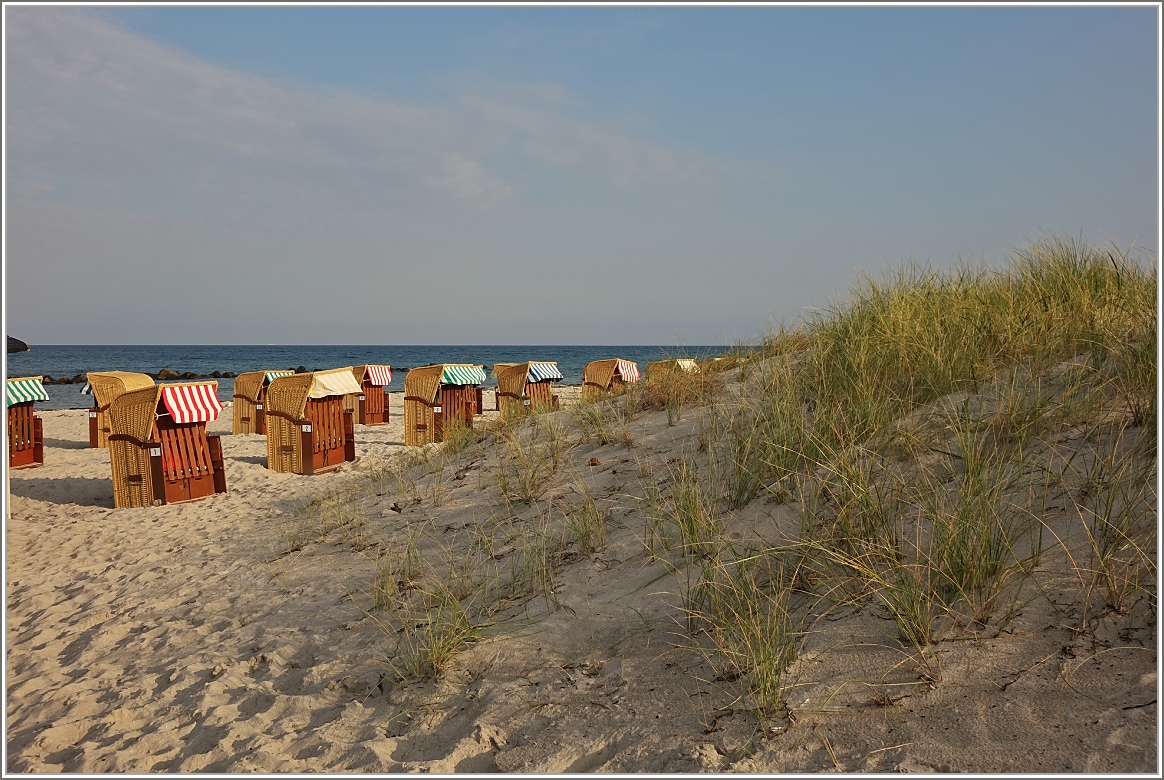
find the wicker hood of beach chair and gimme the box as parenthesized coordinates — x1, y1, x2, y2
(85, 371, 156, 448)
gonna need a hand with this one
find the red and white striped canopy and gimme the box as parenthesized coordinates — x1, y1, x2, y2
(615, 360, 641, 383)
(160, 383, 223, 424)
(364, 365, 393, 386)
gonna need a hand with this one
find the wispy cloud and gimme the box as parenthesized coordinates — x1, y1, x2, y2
(6, 7, 736, 212)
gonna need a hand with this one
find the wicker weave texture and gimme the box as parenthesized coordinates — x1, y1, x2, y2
(107, 386, 163, 508)
(232, 371, 267, 435)
(404, 365, 445, 405)
(233, 371, 266, 403)
(582, 359, 620, 401)
(645, 359, 699, 378)
(496, 362, 530, 417)
(343, 392, 361, 415)
(404, 395, 435, 446)
(88, 372, 155, 407)
(109, 435, 154, 509)
(496, 362, 531, 398)
(267, 373, 312, 419)
(87, 371, 155, 448)
(109, 386, 162, 444)
(403, 365, 483, 446)
(266, 373, 313, 473)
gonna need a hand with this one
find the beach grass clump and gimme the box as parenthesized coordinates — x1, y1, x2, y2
(1069, 422, 1158, 619)
(385, 577, 484, 681)
(440, 415, 481, 457)
(715, 236, 1155, 518)
(627, 362, 723, 425)
(640, 456, 725, 562)
(570, 398, 633, 447)
(779, 236, 1153, 460)
(495, 416, 573, 503)
(680, 236, 1155, 697)
(496, 510, 566, 613)
(563, 481, 611, 556)
(684, 553, 800, 718)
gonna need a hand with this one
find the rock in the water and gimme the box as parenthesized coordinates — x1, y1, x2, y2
(72, 374, 85, 384)
(224, 371, 236, 378)
(157, 368, 181, 380)
(211, 371, 222, 378)
(296, 366, 307, 374)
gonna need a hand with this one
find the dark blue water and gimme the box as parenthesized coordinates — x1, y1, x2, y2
(6, 345, 729, 410)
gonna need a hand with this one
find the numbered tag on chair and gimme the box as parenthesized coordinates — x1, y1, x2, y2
(149, 447, 162, 457)
(302, 424, 312, 432)
(433, 406, 442, 413)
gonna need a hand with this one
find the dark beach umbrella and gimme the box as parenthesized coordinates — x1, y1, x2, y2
(7, 336, 30, 354)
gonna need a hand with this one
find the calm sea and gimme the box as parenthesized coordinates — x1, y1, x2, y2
(6, 345, 729, 410)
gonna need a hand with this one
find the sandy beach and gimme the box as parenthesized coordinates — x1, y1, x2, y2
(5, 375, 1157, 773)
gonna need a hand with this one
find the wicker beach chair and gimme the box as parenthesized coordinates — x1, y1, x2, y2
(231, 370, 293, 435)
(84, 371, 156, 448)
(7, 376, 48, 469)
(107, 381, 227, 508)
(581, 359, 641, 401)
(495, 361, 563, 418)
(265, 368, 363, 474)
(343, 365, 393, 426)
(490, 364, 519, 411)
(644, 359, 700, 379)
(403, 364, 487, 446)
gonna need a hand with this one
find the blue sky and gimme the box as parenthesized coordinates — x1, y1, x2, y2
(4, 5, 1159, 345)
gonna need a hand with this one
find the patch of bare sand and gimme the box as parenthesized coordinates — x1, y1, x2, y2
(5, 380, 1157, 772)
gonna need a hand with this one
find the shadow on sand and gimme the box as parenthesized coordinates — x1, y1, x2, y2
(8, 476, 116, 508)
(230, 455, 268, 466)
(44, 438, 91, 451)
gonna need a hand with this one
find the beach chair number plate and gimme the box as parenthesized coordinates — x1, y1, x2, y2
(150, 447, 162, 457)
(433, 406, 442, 413)
(359, 395, 366, 401)
(302, 424, 312, 432)
(256, 404, 263, 410)
(523, 399, 531, 406)
(89, 411, 98, 418)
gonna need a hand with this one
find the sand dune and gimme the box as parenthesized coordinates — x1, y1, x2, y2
(5, 379, 1156, 773)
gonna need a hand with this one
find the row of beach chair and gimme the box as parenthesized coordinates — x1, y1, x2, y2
(6, 358, 700, 509)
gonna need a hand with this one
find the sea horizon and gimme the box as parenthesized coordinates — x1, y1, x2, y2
(6, 343, 733, 410)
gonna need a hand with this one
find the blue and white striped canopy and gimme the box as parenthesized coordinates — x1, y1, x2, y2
(7, 377, 49, 407)
(527, 362, 563, 383)
(81, 382, 93, 395)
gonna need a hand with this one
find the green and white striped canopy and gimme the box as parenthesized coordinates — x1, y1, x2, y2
(440, 365, 487, 386)
(7, 377, 49, 407)
(265, 371, 294, 384)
